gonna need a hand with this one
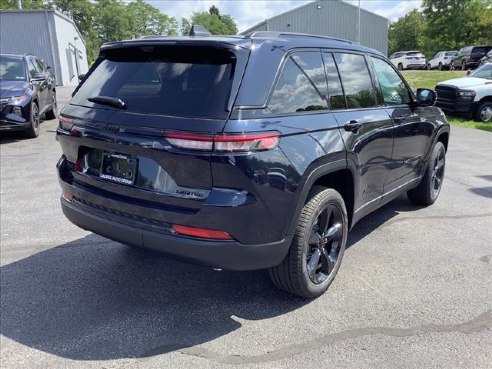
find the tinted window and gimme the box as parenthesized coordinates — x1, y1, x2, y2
(371, 57, 410, 106)
(0, 58, 26, 81)
(27, 58, 37, 78)
(445, 51, 457, 56)
(334, 53, 377, 109)
(71, 47, 237, 119)
(322, 53, 345, 110)
(472, 46, 492, 56)
(269, 52, 328, 114)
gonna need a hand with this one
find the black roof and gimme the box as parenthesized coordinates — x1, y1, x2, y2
(100, 32, 384, 57)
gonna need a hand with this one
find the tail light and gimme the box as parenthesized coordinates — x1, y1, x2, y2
(443, 57, 448, 60)
(61, 190, 73, 202)
(172, 224, 233, 240)
(59, 115, 74, 131)
(164, 131, 280, 152)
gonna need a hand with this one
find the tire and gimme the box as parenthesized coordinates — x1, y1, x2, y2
(438, 62, 443, 71)
(474, 101, 492, 122)
(45, 90, 57, 120)
(427, 63, 431, 70)
(462, 60, 467, 70)
(398, 63, 404, 71)
(24, 101, 40, 138)
(407, 142, 446, 205)
(269, 187, 348, 299)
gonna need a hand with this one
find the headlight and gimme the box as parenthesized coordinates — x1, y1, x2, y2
(8, 95, 29, 105)
(457, 90, 476, 100)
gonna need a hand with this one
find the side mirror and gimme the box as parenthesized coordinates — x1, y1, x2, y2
(32, 72, 47, 81)
(416, 88, 436, 107)
(78, 73, 86, 81)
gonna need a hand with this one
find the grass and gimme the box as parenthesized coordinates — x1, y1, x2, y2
(401, 70, 492, 132)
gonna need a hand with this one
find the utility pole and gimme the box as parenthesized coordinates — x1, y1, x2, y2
(17, 0, 22, 10)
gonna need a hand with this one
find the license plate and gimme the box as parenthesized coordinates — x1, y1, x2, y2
(100, 153, 137, 185)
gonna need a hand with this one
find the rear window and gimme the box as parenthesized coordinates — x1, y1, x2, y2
(445, 52, 457, 56)
(406, 52, 424, 57)
(72, 46, 239, 119)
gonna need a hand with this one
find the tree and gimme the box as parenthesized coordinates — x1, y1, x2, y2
(388, 10, 427, 55)
(183, 6, 238, 35)
(422, 0, 491, 50)
(127, 0, 177, 37)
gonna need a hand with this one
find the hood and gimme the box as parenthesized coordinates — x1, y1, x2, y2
(437, 77, 490, 89)
(0, 80, 28, 99)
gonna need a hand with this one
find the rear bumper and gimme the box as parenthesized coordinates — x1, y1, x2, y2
(61, 198, 292, 271)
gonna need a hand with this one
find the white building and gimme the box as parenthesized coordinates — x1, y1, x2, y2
(0, 9, 89, 86)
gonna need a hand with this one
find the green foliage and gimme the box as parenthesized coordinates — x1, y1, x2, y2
(388, 10, 426, 55)
(390, 0, 492, 58)
(183, 6, 238, 35)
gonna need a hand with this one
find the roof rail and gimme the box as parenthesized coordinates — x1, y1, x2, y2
(249, 31, 353, 44)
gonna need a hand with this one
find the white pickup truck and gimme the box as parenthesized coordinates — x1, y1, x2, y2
(435, 63, 492, 122)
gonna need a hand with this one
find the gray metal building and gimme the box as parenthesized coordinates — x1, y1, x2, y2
(241, 0, 388, 55)
(0, 9, 89, 86)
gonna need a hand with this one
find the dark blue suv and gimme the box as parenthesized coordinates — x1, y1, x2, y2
(57, 32, 450, 298)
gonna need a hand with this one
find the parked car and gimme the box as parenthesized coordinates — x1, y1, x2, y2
(57, 30, 450, 298)
(389, 50, 427, 70)
(478, 49, 492, 67)
(436, 63, 492, 122)
(426, 51, 457, 70)
(0, 54, 57, 138)
(451, 45, 492, 70)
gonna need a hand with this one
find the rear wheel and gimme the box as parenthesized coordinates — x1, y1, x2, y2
(474, 101, 492, 122)
(427, 63, 432, 70)
(24, 102, 40, 138)
(45, 90, 57, 120)
(398, 63, 404, 71)
(462, 60, 467, 70)
(438, 62, 443, 71)
(407, 142, 446, 205)
(269, 187, 348, 299)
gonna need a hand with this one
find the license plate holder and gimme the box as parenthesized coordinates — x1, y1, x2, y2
(100, 152, 138, 185)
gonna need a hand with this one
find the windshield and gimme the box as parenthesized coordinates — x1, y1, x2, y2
(72, 46, 239, 119)
(0, 58, 26, 81)
(470, 64, 492, 79)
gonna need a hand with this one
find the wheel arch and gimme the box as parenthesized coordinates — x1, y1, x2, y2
(286, 160, 355, 236)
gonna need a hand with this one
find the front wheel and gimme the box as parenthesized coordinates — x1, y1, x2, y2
(427, 63, 432, 70)
(407, 142, 446, 205)
(24, 102, 40, 138)
(45, 90, 57, 120)
(269, 187, 348, 299)
(438, 62, 443, 71)
(462, 60, 467, 70)
(475, 101, 492, 122)
(398, 63, 404, 71)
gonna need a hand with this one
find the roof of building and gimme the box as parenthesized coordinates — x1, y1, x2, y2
(240, 0, 388, 35)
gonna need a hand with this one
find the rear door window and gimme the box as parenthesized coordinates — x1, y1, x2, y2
(71, 46, 241, 119)
(334, 53, 377, 109)
(268, 51, 328, 114)
(322, 53, 345, 110)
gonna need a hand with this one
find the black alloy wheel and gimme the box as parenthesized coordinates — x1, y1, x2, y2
(407, 142, 446, 205)
(25, 102, 40, 138)
(269, 187, 348, 298)
(306, 202, 344, 285)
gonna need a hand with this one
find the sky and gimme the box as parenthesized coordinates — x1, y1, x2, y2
(146, 0, 423, 33)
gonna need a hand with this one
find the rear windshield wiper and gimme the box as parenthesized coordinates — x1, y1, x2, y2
(87, 96, 126, 109)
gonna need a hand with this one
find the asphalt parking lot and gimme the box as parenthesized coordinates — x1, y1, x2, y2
(1, 87, 491, 369)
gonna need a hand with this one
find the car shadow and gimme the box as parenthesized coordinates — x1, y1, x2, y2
(1, 194, 417, 361)
(0, 131, 24, 143)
